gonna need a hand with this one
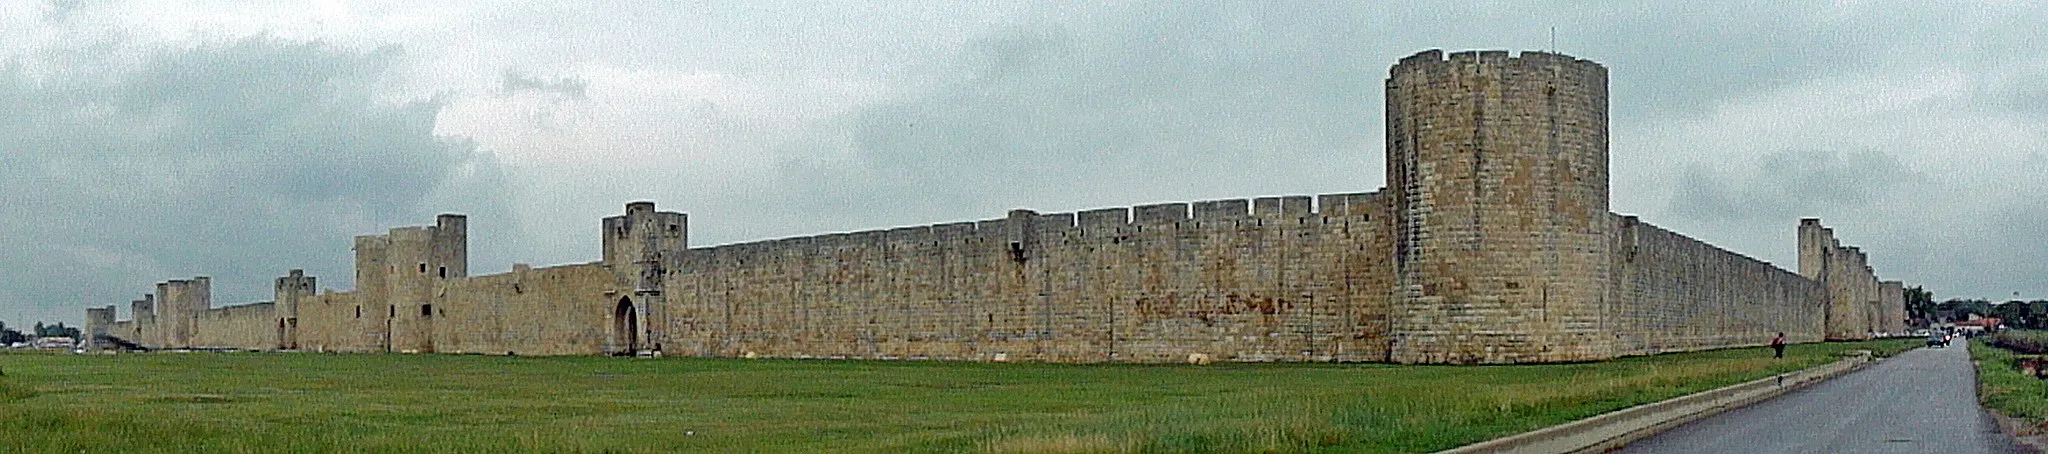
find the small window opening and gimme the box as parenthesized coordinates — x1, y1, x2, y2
(419, 263, 427, 273)
(422, 304, 433, 317)
(668, 224, 679, 233)
(389, 306, 396, 317)
(438, 266, 447, 278)
(355, 306, 362, 319)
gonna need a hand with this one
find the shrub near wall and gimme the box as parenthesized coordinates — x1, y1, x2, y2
(1988, 331, 2048, 355)
(1972, 337, 2048, 421)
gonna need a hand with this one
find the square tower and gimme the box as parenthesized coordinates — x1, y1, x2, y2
(274, 269, 316, 350)
(602, 201, 687, 292)
(353, 214, 468, 353)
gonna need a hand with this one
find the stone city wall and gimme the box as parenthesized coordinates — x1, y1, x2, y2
(297, 290, 380, 352)
(1606, 215, 1825, 354)
(282, 261, 621, 356)
(663, 193, 1392, 363)
(81, 49, 1915, 364)
(190, 302, 277, 350)
(427, 263, 617, 356)
(1799, 219, 1888, 340)
(107, 320, 136, 345)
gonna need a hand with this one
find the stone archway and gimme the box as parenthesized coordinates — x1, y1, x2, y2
(615, 296, 639, 355)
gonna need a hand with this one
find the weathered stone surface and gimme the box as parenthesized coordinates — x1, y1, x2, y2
(1610, 216, 1825, 353)
(81, 49, 1909, 364)
(1798, 219, 1895, 340)
(1384, 50, 1612, 363)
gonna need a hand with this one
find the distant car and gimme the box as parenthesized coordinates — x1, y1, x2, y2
(1928, 334, 1949, 348)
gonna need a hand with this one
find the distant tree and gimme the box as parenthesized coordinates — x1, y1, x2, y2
(1905, 286, 1937, 325)
(1940, 299, 1993, 322)
(0, 327, 23, 345)
(32, 322, 80, 339)
(1994, 301, 2038, 329)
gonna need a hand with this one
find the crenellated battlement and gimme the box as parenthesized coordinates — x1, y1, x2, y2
(1396, 49, 1605, 72)
(1798, 218, 1901, 339)
(671, 191, 1388, 273)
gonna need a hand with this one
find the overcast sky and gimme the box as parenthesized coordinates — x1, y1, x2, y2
(4, 1, 2045, 327)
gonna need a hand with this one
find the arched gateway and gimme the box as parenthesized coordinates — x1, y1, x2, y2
(614, 297, 639, 355)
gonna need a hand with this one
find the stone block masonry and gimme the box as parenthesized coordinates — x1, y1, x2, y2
(663, 194, 1392, 363)
(1798, 219, 1899, 340)
(80, 49, 1911, 364)
(1385, 50, 1611, 363)
(1608, 215, 1825, 353)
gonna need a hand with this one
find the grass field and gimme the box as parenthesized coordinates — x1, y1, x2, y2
(0, 340, 1914, 453)
(1971, 335, 2048, 423)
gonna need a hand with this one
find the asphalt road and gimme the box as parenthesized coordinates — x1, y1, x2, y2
(1619, 343, 2024, 454)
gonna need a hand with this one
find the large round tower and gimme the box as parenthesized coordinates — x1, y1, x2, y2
(1385, 49, 1611, 363)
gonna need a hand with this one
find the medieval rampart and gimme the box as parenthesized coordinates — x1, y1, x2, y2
(1798, 219, 1903, 339)
(80, 49, 1914, 364)
(663, 192, 1390, 363)
(1606, 215, 1825, 354)
(191, 302, 277, 349)
(426, 263, 616, 355)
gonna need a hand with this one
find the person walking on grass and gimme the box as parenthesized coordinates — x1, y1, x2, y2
(1770, 332, 1787, 359)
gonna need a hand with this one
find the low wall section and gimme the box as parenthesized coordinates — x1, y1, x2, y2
(430, 263, 617, 355)
(297, 290, 383, 352)
(660, 193, 1393, 363)
(293, 263, 622, 355)
(191, 302, 277, 350)
(1607, 215, 1824, 355)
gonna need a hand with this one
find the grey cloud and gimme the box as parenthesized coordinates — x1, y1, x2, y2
(500, 71, 588, 100)
(1669, 148, 1923, 223)
(42, 0, 107, 22)
(747, 2, 2002, 238)
(759, 3, 1383, 234)
(0, 36, 513, 325)
(1655, 145, 2048, 300)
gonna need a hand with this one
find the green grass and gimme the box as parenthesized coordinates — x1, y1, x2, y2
(1972, 336, 2048, 422)
(0, 340, 1914, 453)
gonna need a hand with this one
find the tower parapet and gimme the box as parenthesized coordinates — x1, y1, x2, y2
(602, 201, 687, 292)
